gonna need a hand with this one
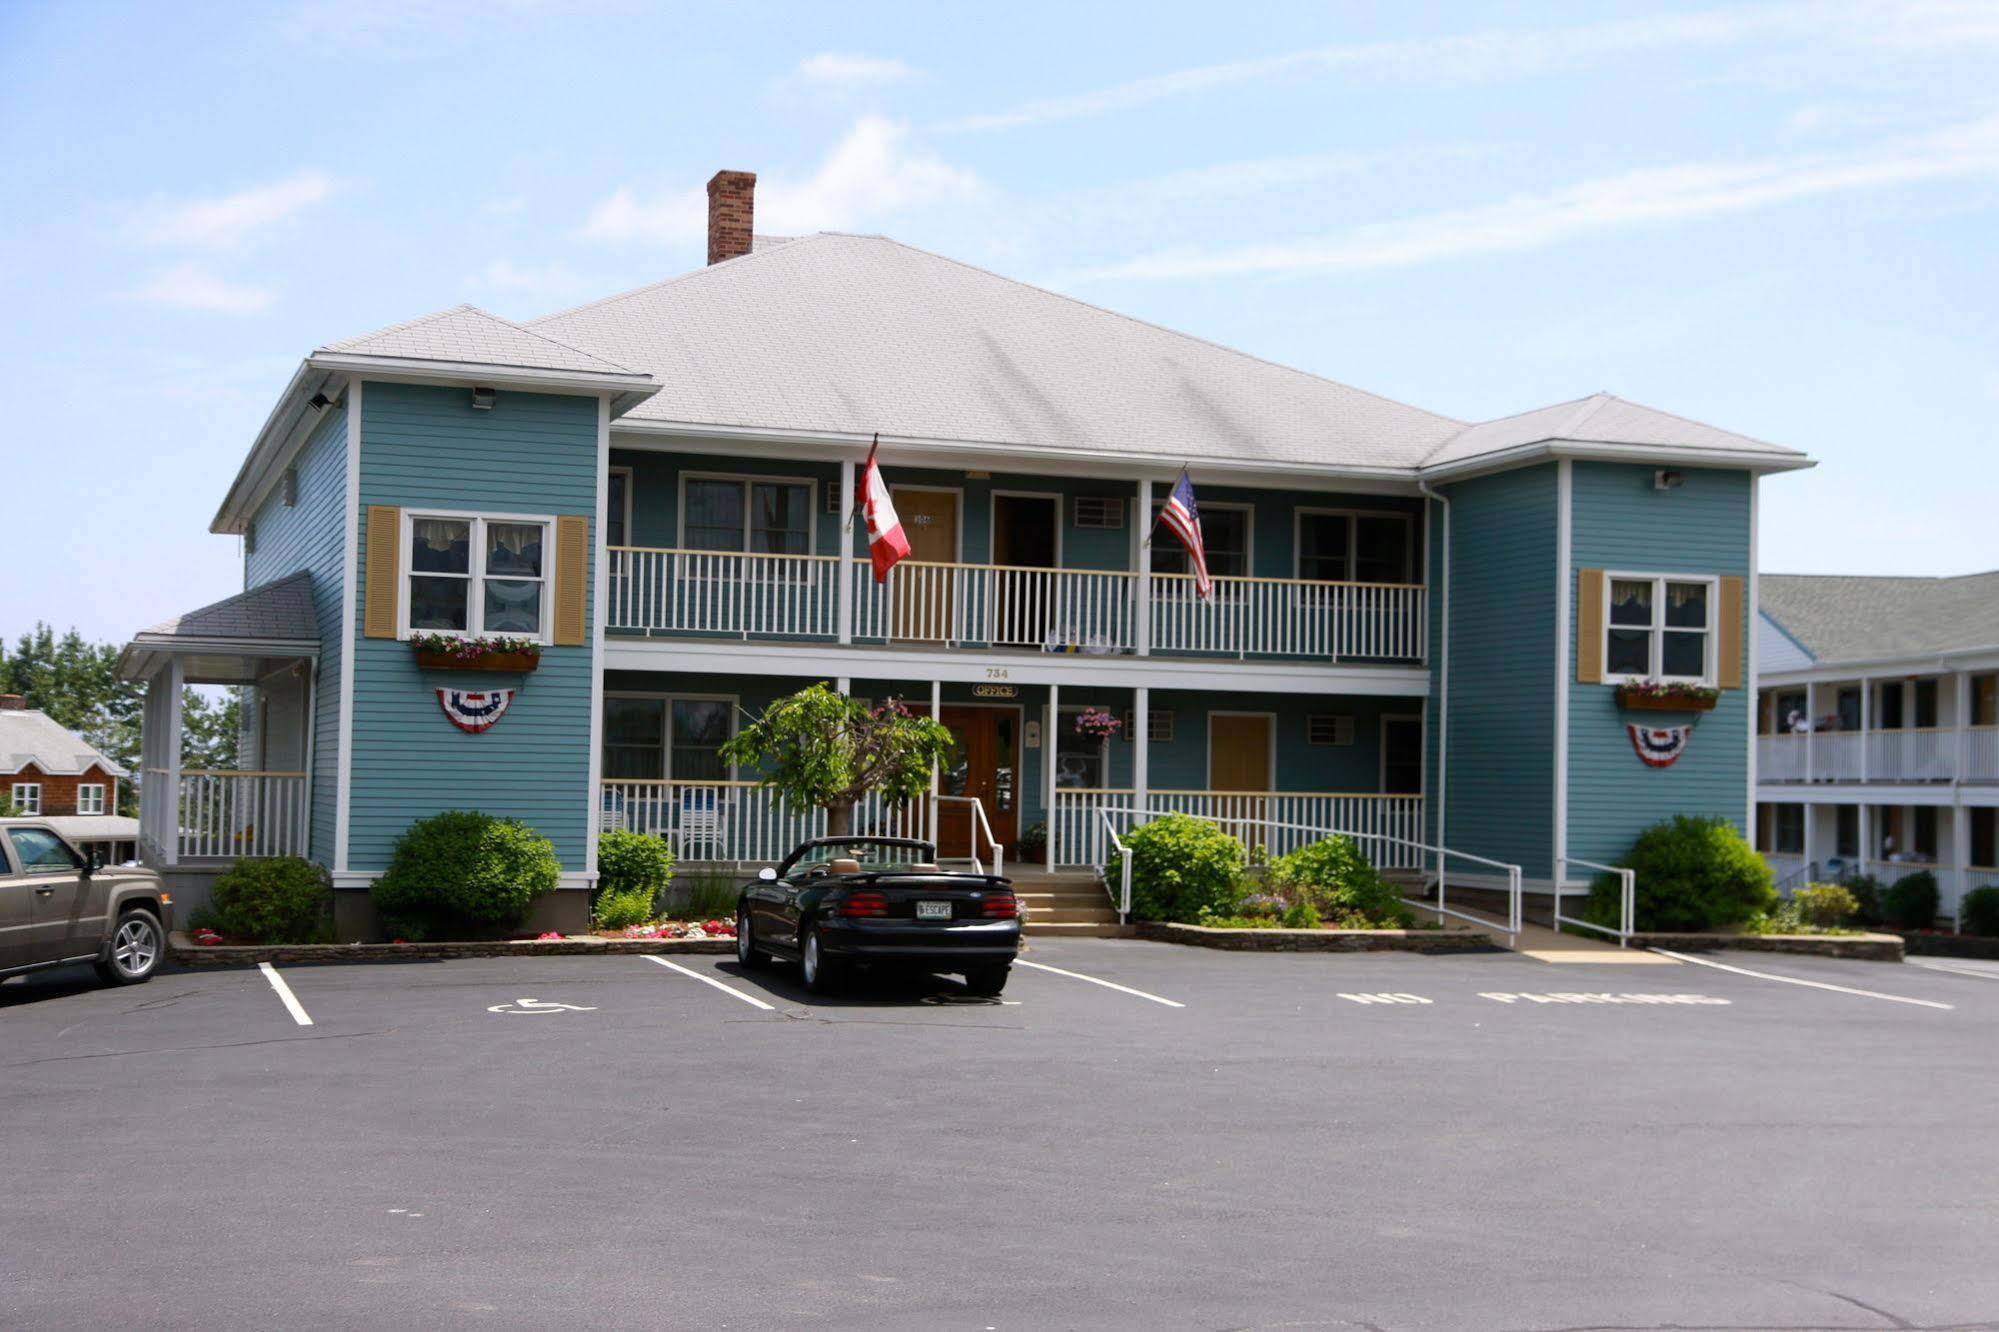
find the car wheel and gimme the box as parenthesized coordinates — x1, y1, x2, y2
(95, 909, 162, 986)
(963, 964, 1010, 997)
(736, 907, 770, 969)
(800, 926, 843, 994)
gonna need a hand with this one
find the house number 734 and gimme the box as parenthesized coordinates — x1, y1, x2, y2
(985, 668, 1009, 679)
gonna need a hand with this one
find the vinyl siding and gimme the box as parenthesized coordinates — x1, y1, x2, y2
(348, 383, 600, 872)
(1435, 465, 1559, 878)
(1566, 462, 1752, 866)
(244, 402, 346, 866)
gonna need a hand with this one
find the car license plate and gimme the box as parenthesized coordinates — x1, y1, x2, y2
(916, 900, 952, 920)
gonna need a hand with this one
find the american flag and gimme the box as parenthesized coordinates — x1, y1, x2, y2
(1158, 468, 1211, 600)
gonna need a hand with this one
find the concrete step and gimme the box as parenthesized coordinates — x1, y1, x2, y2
(1023, 905, 1122, 925)
(1016, 890, 1114, 907)
(1022, 922, 1135, 939)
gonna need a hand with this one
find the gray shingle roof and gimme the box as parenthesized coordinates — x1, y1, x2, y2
(320, 303, 641, 377)
(0, 710, 129, 778)
(137, 571, 319, 643)
(1423, 392, 1797, 468)
(1760, 571, 1999, 665)
(531, 233, 1466, 468)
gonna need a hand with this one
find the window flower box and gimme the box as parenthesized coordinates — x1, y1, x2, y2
(410, 633, 542, 673)
(1615, 681, 1719, 712)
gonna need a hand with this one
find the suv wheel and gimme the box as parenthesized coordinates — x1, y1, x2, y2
(96, 909, 162, 986)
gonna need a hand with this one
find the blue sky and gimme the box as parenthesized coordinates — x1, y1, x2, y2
(3, 0, 1996, 643)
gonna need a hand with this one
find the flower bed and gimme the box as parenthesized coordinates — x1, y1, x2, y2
(599, 918, 737, 941)
(1614, 680, 1719, 711)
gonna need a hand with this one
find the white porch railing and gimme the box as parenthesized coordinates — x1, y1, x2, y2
(606, 546, 1426, 662)
(1758, 729, 1963, 783)
(1048, 789, 1426, 871)
(1972, 727, 1999, 781)
(599, 780, 973, 866)
(164, 770, 310, 860)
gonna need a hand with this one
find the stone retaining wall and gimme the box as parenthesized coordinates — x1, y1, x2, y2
(1135, 922, 1500, 953)
(1626, 931, 1903, 961)
(1898, 932, 1999, 961)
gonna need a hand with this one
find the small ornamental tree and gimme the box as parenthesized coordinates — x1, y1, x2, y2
(718, 684, 954, 838)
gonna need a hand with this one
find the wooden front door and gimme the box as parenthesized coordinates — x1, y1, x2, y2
(937, 705, 1020, 860)
(890, 488, 958, 641)
(1209, 713, 1273, 831)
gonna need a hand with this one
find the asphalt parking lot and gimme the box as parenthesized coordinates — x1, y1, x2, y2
(5, 941, 1999, 1331)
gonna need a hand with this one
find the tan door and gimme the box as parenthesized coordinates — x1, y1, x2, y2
(1209, 714, 1273, 832)
(891, 488, 958, 641)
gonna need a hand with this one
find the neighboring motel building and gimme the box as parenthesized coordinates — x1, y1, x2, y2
(119, 170, 1813, 933)
(1755, 571, 1999, 924)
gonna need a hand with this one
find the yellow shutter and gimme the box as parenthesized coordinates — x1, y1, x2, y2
(553, 514, 589, 646)
(1717, 574, 1745, 688)
(1576, 567, 1605, 684)
(362, 505, 401, 639)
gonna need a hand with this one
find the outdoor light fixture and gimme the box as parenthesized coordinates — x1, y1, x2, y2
(471, 386, 497, 410)
(307, 392, 331, 410)
(1653, 468, 1684, 491)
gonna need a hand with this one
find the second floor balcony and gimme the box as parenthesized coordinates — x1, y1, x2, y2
(606, 547, 1427, 663)
(1757, 726, 1999, 785)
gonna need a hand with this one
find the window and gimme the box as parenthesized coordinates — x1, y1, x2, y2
(607, 467, 632, 548)
(10, 782, 41, 815)
(602, 696, 734, 782)
(1973, 675, 1997, 727)
(1073, 496, 1124, 530)
(1914, 679, 1938, 729)
(683, 476, 813, 556)
(1769, 690, 1807, 735)
(403, 512, 551, 640)
(1877, 682, 1905, 731)
(282, 466, 298, 507)
(1835, 687, 1862, 732)
(5, 826, 73, 873)
(1296, 510, 1415, 584)
(1972, 807, 1996, 869)
(1306, 715, 1355, 747)
(1604, 574, 1714, 683)
(1121, 710, 1176, 742)
(1771, 804, 1804, 855)
(1150, 503, 1248, 579)
(1913, 806, 1938, 861)
(1381, 716, 1423, 794)
(1835, 805, 1858, 858)
(1052, 709, 1107, 789)
(76, 784, 106, 816)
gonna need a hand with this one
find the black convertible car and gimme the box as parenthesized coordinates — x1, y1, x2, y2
(735, 836, 1020, 995)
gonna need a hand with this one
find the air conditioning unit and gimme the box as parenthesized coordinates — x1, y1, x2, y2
(1074, 496, 1125, 529)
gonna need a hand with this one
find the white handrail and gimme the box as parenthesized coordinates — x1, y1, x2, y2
(1553, 855, 1636, 946)
(1097, 807, 1132, 923)
(934, 794, 1004, 877)
(1094, 805, 1521, 937)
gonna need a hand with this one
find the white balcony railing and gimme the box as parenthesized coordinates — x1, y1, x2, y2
(168, 769, 310, 860)
(605, 547, 1426, 663)
(599, 781, 938, 866)
(1757, 728, 1995, 784)
(1048, 788, 1425, 871)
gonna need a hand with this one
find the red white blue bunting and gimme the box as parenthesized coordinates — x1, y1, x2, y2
(1626, 723, 1692, 768)
(437, 688, 515, 733)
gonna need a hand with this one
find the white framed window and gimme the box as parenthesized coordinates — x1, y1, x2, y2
(607, 466, 633, 548)
(1150, 501, 1250, 579)
(1295, 508, 1416, 584)
(602, 694, 738, 782)
(75, 784, 106, 815)
(1119, 709, 1176, 742)
(10, 782, 42, 814)
(1051, 706, 1109, 789)
(1603, 572, 1716, 684)
(679, 473, 815, 557)
(1306, 715, 1354, 747)
(401, 509, 554, 642)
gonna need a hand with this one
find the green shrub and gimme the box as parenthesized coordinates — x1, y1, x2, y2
(211, 856, 331, 943)
(1583, 815, 1776, 932)
(1016, 822, 1048, 863)
(596, 829, 674, 918)
(592, 886, 656, 930)
(1960, 885, 1999, 937)
(1839, 874, 1884, 927)
(370, 810, 561, 940)
(1882, 871, 1940, 930)
(1279, 899, 1322, 929)
(1268, 836, 1411, 927)
(1791, 882, 1859, 929)
(1111, 814, 1245, 922)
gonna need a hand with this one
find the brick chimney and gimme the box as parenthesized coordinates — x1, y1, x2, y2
(706, 170, 756, 266)
(0, 694, 25, 710)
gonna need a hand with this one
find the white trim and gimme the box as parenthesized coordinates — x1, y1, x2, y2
(10, 782, 42, 815)
(1418, 439, 1816, 484)
(1291, 505, 1417, 583)
(988, 489, 1063, 568)
(675, 470, 820, 556)
(1379, 714, 1424, 796)
(74, 783, 106, 816)
(1554, 458, 1573, 884)
(1746, 473, 1759, 835)
(1418, 481, 1450, 888)
(335, 377, 361, 874)
(304, 353, 655, 399)
(1205, 710, 1278, 791)
(331, 869, 601, 890)
(1050, 701, 1112, 792)
(587, 395, 611, 877)
(602, 690, 741, 782)
(397, 507, 557, 644)
(1134, 478, 1152, 657)
(1598, 570, 1721, 686)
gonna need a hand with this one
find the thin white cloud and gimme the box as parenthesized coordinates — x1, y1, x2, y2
(125, 169, 339, 248)
(943, 1, 1999, 133)
(468, 258, 588, 298)
(795, 51, 917, 87)
(125, 263, 274, 314)
(1074, 114, 1999, 282)
(582, 116, 984, 246)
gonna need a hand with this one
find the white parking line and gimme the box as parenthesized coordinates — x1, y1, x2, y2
(258, 962, 313, 1026)
(1652, 950, 1954, 1010)
(642, 956, 776, 1011)
(1014, 958, 1184, 1008)
(1907, 958, 1999, 982)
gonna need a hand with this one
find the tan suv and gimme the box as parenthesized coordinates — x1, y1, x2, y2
(0, 818, 171, 986)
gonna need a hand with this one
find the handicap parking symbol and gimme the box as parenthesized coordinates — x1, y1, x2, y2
(486, 997, 598, 1014)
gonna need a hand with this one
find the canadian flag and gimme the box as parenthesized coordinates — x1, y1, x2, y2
(861, 437, 910, 582)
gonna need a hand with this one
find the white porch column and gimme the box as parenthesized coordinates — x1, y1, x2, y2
(1952, 803, 1971, 930)
(929, 679, 942, 852)
(1133, 685, 1150, 824)
(1134, 478, 1152, 657)
(1955, 670, 1971, 784)
(837, 458, 855, 646)
(1046, 682, 1059, 870)
(1804, 681, 1816, 783)
(164, 658, 185, 867)
(1859, 803, 1873, 882)
(1802, 800, 1816, 881)
(1859, 677, 1871, 783)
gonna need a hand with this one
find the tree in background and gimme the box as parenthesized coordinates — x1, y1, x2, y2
(718, 684, 953, 838)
